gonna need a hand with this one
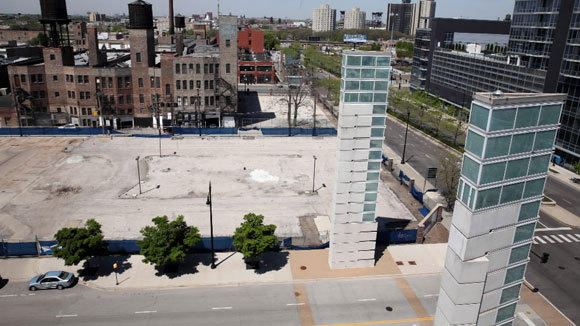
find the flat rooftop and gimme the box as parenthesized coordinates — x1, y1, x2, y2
(473, 92, 567, 106)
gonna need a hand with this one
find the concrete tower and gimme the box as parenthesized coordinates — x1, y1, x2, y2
(329, 51, 391, 269)
(435, 92, 565, 325)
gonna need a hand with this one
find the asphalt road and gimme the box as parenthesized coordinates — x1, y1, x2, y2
(544, 176, 580, 216)
(0, 275, 441, 326)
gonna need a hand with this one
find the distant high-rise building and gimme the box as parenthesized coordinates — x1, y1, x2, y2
(88, 12, 106, 22)
(387, 0, 435, 36)
(312, 4, 336, 32)
(344, 7, 366, 30)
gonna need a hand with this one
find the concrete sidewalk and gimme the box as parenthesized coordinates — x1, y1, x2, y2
(547, 163, 580, 191)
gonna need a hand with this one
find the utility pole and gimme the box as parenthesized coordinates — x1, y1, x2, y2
(97, 92, 105, 135)
(136, 156, 142, 195)
(196, 89, 201, 137)
(12, 89, 23, 137)
(206, 181, 216, 269)
(401, 110, 410, 164)
(312, 155, 317, 193)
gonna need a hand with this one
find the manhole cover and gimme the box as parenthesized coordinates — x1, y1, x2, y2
(300, 266, 307, 270)
(558, 266, 565, 270)
(408, 261, 417, 265)
(395, 261, 403, 266)
(386, 306, 393, 311)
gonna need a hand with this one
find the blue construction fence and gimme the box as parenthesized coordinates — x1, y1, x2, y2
(377, 229, 418, 244)
(0, 127, 122, 136)
(260, 128, 337, 136)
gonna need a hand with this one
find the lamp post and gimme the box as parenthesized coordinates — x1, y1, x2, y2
(196, 89, 201, 137)
(312, 155, 317, 193)
(401, 110, 410, 164)
(206, 181, 216, 269)
(136, 156, 142, 195)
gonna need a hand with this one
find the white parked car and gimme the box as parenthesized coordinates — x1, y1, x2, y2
(58, 124, 78, 129)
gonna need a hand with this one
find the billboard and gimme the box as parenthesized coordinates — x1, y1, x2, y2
(343, 34, 367, 43)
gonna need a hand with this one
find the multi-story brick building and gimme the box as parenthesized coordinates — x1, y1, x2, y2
(0, 30, 43, 45)
(6, 0, 238, 129)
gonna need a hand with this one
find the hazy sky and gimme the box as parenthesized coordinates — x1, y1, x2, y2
(4, 0, 515, 21)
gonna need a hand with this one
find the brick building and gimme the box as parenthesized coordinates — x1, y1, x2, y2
(6, 0, 239, 129)
(238, 26, 264, 53)
(0, 30, 43, 45)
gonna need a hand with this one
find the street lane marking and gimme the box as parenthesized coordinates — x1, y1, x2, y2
(134, 310, 157, 314)
(315, 316, 434, 326)
(356, 298, 376, 302)
(543, 236, 555, 243)
(549, 235, 563, 243)
(532, 239, 538, 244)
(535, 227, 572, 232)
(558, 234, 573, 243)
(56, 314, 78, 318)
(0, 294, 18, 298)
(286, 303, 305, 306)
(423, 294, 438, 297)
(567, 234, 580, 241)
(534, 236, 547, 244)
(211, 306, 232, 310)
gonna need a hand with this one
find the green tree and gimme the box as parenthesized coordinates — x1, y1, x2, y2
(574, 161, 580, 175)
(233, 213, 277, 262)
(28, 32, 48, 46)
(264, 32, 280, 51)
(53, 219, 108, 266)
(437, 152, 461, 209)
(137, 215, 201, 268)
(395, 41, 414, 57)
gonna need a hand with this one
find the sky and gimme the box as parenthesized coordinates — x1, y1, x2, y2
(4, 0, 515, 21)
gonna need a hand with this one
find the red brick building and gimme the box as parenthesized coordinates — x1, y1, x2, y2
(239, 53, 275, 84)
(237, 27, 264, 53)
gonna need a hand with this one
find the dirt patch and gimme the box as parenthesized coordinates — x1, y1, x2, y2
(54, 185, 82, 197)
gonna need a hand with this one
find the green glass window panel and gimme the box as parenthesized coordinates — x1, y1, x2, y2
(458, 179, 464, 199)
(510, 133, 534, 154)
(361, 69, 375, 78)
(509, 243, 531, 264)
(365, 193, 378, 201)
(500, 182, 524, 204)
(538, 104, 561, 125)
(485, 135, 511, 158)
(514, 223, 535, 243)
(373, 105, 386, 114)
(368, 162, 381, 170)
(371, 128, 384, 137)
(346, 69, 360, 78)
(367, 172, 379, 181)
(528, 154, 550, 175)
(462, 183, 471, 204)
(375, 81, 388, 91)
(533, 130, 556, 150)
(346, 55, 361, 66)
(364, 203, 376, 211)
(370, 140, 382, 148)
(341, 80, 345, 90)
(372, 117, 385, 126)
(469, 188, 475, 209)
(360, 81, 374, 90)
(496, 303, 517, 323)
(490, 108, 516, 131)
(345, 81, 359, 90)
(466, 130, 485, 157)
(515, 106, 540, 128)
(475, 187, 501, 209)
(518, 201, 541, 222)
(366, 182, 378, 191)
(505, 264, 526, 284)
(362, 56, 376, 66)
(359, 93, 373, 102)
(505, 158, 529, 180)
(342, 68, 346, 77)
(373, 93, 387, 103)
(480, 162, 506, 185)
(461, 156, 480, 183)
(523, 178, 545, 198)
(362, 213, 375, 221)
(345, 93, 359, 103)
(469, 104, 489, 130)
(375, 69, 389, 79)
(500, 284, 522, 304)
(369, 151, 382, 160)
(376, 56, 390, 66)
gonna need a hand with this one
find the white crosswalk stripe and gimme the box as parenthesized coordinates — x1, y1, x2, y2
(534, 236, 547, 244)
(549, 235, 564, 243)
(544, 236, 556, 243)
(567, 234, 580, 241)
(558, 234, 573, 243)
(532, 239, 538, 244)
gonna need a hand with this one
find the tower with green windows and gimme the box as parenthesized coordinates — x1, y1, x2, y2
(435, 92, 565, 325)
(329, 51, 390, 269)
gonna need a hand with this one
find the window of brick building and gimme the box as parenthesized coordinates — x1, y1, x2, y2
(53, 75, 57, 81)
(20, 74, 26, 83)
(82, 108, 86, 115)
(189, 80, 194, 89)
(39, 91, 45, 98)
(226, 63, 230, 73)
(56, 107, 61, 113)
(210, 96, 214, 105)
(88, 108, 92, 115)
(108, 77, 113, 88)
(155, 77, 160, 88)
(31, 75, 37, 83)
(80, 92, 85, 99)
(55, 92, 59, 98)
(125, 76, 131, 87)
(189, 64, 194, 73)
(196, 80, 201, 89)
(126, 95, 132, 104)
(176, 80, 181, 90)
(205, 96, 209, 106)
(182, 80, 187, 90)
(139, 94, 144, 103)
(118, 77, 123, 88)
(204, 80, 208, 89)
(84, 75, 88, 83)
(165, 84, 170, 95)
(85, 92, 90, 99)
(182, 63, 187, 73)
(210, 80, 213, 89)
(204, 64, 208, 74)
(78, 75, 83, 83)
(50, 54, 55, 60)
(209, 64, 213, 74)
(150, 77, 155, 87)
(226, 39, 230, 47)
(118, 95, 123, 104)
(196, 64, 200, 73)
(136, 53, 141, 63)
(138, 78, 143, 87)
(71, 92, 75, 99)
(176, 64, 181, 74)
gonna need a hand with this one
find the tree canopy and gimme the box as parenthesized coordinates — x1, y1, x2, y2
(28, 32, 48, 46)
(233, 213, 277, 260)
(137, 215, 201, 268)
(53, 219, 108, 266)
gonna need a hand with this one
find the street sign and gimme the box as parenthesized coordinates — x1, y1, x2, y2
(343, 34, 367, 43)
(427, 168, 437, 179)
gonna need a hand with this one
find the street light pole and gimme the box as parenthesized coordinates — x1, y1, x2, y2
(401, 110, 410, 164)
(312, 155, 317, 193)
(206, 181, 216, 269)
(136, 156, 142, 195)
(197, 89, 201, 137)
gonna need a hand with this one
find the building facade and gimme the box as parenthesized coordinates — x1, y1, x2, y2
(435, 92, 564, 325)
(387, 0, 436, 36)
(344, 8, 366, 30)
(330, 51, 391, 269)
(312, 4, 336, 32)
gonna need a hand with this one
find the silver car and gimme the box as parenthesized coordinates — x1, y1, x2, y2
(28, 271, 75, 291)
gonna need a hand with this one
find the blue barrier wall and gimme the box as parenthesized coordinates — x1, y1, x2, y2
(3, 242, 38, 256)
(174, 127, 238, 135)
(0, 128, 122, 136)
(261, 128, 337, 136)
